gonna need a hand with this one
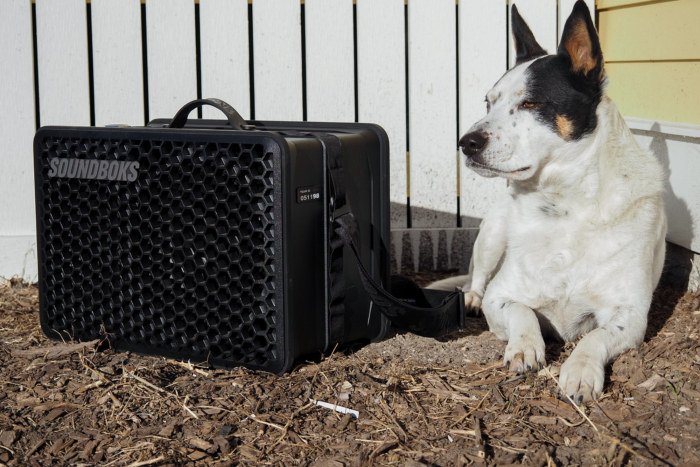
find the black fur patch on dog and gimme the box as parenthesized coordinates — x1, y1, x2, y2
(511, 5, 547, 65)
(522, 1, 604, 141)
(524, 55, 603, 141)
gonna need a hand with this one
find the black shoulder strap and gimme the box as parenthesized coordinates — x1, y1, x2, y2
(316, 134, 346, 346)
(298, 131, 466, 340)
(334, 213, 465, 338)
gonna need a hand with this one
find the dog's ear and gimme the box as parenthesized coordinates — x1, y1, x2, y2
(558, 0, 603, 76)
(511, 4, 547, 65)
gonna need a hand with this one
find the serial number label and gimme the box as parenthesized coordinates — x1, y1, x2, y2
(296, 186, 321, 203)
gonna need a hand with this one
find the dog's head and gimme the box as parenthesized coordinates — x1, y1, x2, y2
(460, 0, 605, 181)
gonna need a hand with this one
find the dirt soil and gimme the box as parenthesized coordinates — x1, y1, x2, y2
(1, 274, 700, 467)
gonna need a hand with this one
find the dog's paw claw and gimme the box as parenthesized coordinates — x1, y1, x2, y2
(464, 291, 482, 316)
(504, 334, 546, 374)
(559, 354, 604, 405)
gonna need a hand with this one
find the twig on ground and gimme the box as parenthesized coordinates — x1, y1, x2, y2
(123, 369, 166, 394)
(125, 456, 165, 467)
(473, 415, 486, 458)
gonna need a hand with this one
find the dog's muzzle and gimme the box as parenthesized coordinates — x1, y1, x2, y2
(459, 132, 488, 158)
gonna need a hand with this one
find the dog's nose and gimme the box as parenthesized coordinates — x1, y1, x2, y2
(459, 132, 488, 157)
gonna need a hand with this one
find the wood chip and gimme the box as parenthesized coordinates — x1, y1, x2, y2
(158, 424, 177, 438)
(369, 439, 398, 459)
(187, 450, 209, 461)
(311, 460, 344, 467)
(449, 429, 476, 438)
(663, 434, 677, 443)
(188, 437, 215, 453)
(637, 374, 666, 391)
(0, 431, 17, 447)
(682, 387, 700, 399)
(15, 397, 41, 408)
(49, 438, 75, 455)
(337, 413, 353, 431)
(79, 440, 99, 460)
(491, 384, 505, 405)
(530, 416, 557, 425)
(529, 398, 578, 420)
(33, 402, 80, 412)
(239, 445, 260, 460)
(12, 340, 99, 359)
(213, 435, 231, 455)
(42, 408, 66, 423)
(26, 439, 45, 457)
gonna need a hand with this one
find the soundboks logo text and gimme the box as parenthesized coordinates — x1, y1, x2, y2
(48, 158, 140, 181)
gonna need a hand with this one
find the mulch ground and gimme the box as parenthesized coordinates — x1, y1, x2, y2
(1, 275, 700, 467)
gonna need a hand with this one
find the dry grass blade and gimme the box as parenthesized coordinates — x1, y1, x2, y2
(182, 395, 198, 419)
(0, 445, 15, 455)
(126, 456, 165, 467)
(557, 416, 585, 427)
(75, 380, 104, 394)
(123, 369, 166, 394)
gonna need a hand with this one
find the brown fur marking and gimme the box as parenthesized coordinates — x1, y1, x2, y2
(564, 20, 597, 74)
(556, 115, 574, 140)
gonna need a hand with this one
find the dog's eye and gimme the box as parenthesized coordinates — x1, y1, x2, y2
(520, 101, 535, 110)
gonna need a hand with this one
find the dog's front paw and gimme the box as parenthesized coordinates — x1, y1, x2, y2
(464, 290, 482, 315)
(559, 354, 604, 405)
(504, 332, 545, 373)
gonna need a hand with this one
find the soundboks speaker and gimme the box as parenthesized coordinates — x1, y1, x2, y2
(34, 99, 390, 374)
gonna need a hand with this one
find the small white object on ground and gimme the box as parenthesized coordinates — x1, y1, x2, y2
(310, 399, 359, 418)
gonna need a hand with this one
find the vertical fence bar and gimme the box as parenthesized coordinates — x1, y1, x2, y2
(408, 0, 458, 228)
(146, 0, 197, 120)
(199, 0, 251, 119)
(35, 0, 91, 126)
(91, 0, 144, 126)
(357, 0, 408, 229)
(508, 0, 557, 69)
(252, 0, 303, 121)
(0, 0, 37, 244)
(458, 0, 509, 228)
(304, 0, 355, 122)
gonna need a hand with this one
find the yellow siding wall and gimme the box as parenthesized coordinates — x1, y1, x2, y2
(597, 0, 700, 125)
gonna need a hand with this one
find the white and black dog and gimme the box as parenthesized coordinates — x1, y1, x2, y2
(433, 1, 667, 404)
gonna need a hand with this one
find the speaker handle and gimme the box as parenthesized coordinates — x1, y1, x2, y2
(168, 98, 247, 130)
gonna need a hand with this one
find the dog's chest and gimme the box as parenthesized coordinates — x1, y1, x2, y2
(506, 196, 614, 308)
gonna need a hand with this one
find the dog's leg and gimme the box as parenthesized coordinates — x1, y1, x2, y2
(482, 290, 546, 372)
(559, 305, 648, 404)
(463, 198, 510, 312)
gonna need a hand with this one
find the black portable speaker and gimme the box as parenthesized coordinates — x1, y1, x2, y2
(34, 99, 391, 374)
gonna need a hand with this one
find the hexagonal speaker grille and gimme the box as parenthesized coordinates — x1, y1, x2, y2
(35, 135, 283, 370)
